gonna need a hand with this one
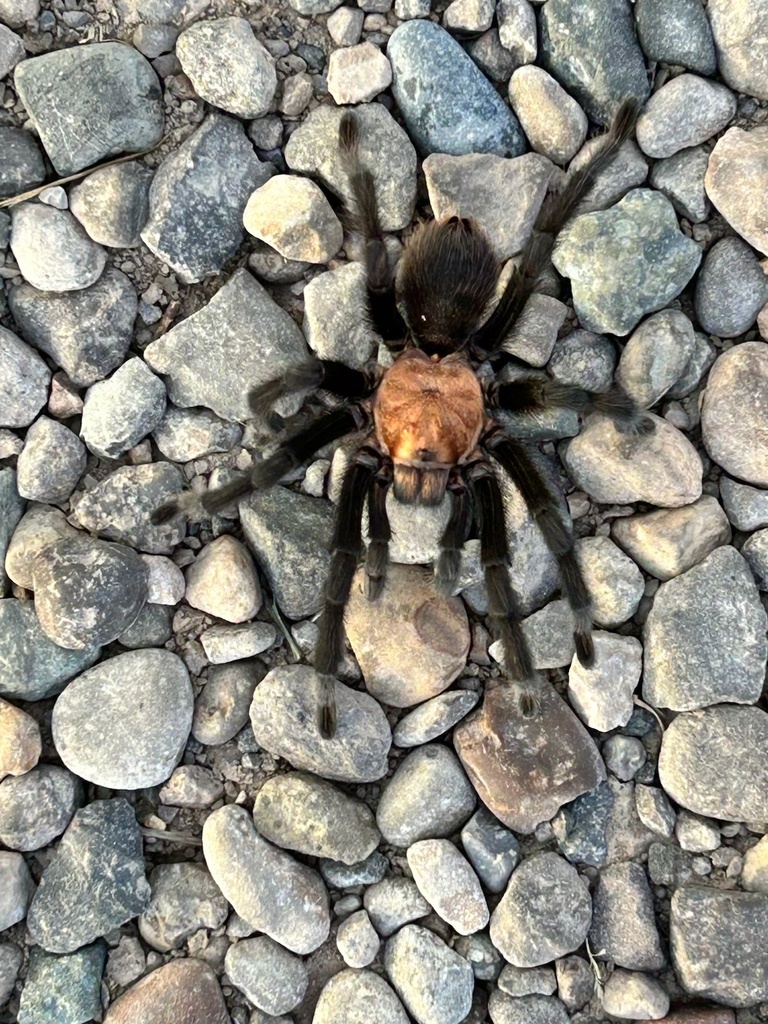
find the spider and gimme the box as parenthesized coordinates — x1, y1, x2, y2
(155, 99, 650, 739)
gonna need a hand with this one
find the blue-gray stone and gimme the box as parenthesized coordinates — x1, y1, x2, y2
(694, 236, 768, 339)
(0, 469, 24, 596)
(17, 941, 106, 1024)
(635, 0, 716, 75)
(553, 782, 614, 868)
(388, 20, 526, 157)
(540, 0, 650, 125)
(0, 126, 46, 198)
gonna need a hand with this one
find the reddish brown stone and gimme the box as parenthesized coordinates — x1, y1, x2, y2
(104, 958, 229, 1024)
(453, 682, 605, 834)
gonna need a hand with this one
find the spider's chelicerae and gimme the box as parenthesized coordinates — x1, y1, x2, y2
(155, 99, 651, 739)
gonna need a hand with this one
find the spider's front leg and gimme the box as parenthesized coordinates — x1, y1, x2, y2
(248, 358, 375, 422)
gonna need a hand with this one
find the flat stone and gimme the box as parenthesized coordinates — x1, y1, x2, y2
(571, 137, 649, 214)
(314, 970, 409, 1024)
(202, 803, 330, 955)
(303, 262, 378, 369)
(705, 127, 768, 256)
(393, 690, 479, 747)
(659, 705, 768, 821)
(498, 965, 557, 998)
(80, 356, 166, 459)
(0, 764, 82, 852)
(0, 126, 45, 198)
(138, 862, 229, 952)
(14, 43, 163, 175)
(508, 65, 587, 165)
(502, 293, 569, 368)
(635, 0, 716, 73)
(0, 327, 51, 429)
(635, 784, 676, 839)
(243, 175, 343, 263)
(199, 622, 275, 663)
(364, 876, 430, 936)
(407, 838, 489, 935)
(69, 161, 153, 248)
(327, 40, 392, 104)
(615, 309, 695, 411)
(709, 0, 768, 102)
(27, 798, 150, 954)
(103, 959, 229, 1024)
(192, 660, 266, 745)
(720, 476, 768, 531)
(649, 146, 710, 224)
(17, 941, 106, 1024)
(589, 862, 664, 971)
(0, 697, 40, 780)
(461, 806, 521, 894)
(454, 684, 605, 834)
(0, 470, 24, 596)
(568, 632, 642, 732)
(321, 850, 388, 889)
(224, 935, 307, 1016)
(575, 535, 644, 627)
(159, 764, 223, 808)
(636, 75, 736, 160)
(702, 342, 768, 487)
(385, 924, 474, 1024)
(185, 536, 261, 623)
(601, 969, 670, 1020)
(152, 405, 242, 462)
(488, 992, 570, 1024)
(695, 237, 768, 338)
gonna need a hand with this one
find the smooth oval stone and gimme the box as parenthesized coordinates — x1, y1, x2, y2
(202, 803, 330, 955)
(659, 705, 768, 821)
(393, 690, 480, 747)
(615, 309, 695, 411)
(635, 74, 736, 160)
(103, 958, 229, 1024)
(314, 969, 409, 1024)
(4, 504, 79, 591)
(406, 838, 489, 935)
(635, 0, 716, 74)
(709, 0, 768, 102)
(705, 127, 768, 256)
(694, 237, 768, 338)
(385, 924, 474, 1024)
(388, 19, 526, 157)
(224, 935, 307, 1016)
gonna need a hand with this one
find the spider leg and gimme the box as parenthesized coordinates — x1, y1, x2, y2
(151, 406, 367, 524)
(490, 377, 654, 435)
(315, 445, 384, 738)
(435, 468, 472, 598)
(364, 460, 392, 600)
(338, 111, 406, 344)
(482, 426, 595, 667)
(248, 359, 374, 421)
(468, 460, 542, 716)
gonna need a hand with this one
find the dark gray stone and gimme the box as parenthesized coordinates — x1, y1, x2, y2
(69, 161, 153, 248)
(547, 330, 616, 392)
(0, 765, 82, 852)
(0, 327, 51, 429)
(466, 29, 518, 83)
(635, 0, 716, 74)
(385, 924, 474, 1024)
(744, 529, 768, 591)
(17, 941, 106, 1024)
(116, 602, 172, 649)
(80, 357, 166, 459)
(720, 478, 768, 533)
(138, 862, 229, 952)
(319, 850, 389, 889)
(488, 992, 570, 1024)
(0, 470, 25, 596)
(224, 935, 308, 1016)
(388, 19, 526, 156)
(702, 343, 768, 488)
(0, 942, 23, 1010)
(666, 330, 716, 399)
(461, 807, 521, 893)
(141, 114, 269, 284)
(553, 782, 614, 868)
(589, 862, 664, 971)
(364, 877, 429, 937)
(555, 956, 594, 1013)
(695, 237, 768, 338)
(14, 43, 164, 176)
(648, 145, 710, 223)
(17, 417, 86, 504)
(0, 126, 45, 198)
(27, 799, 150, 954)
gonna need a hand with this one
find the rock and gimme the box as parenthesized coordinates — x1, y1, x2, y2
(103, 959, 229, 1024)
(603, 735, 646, 781)
(0, 327, 50, 428)
(159, 765, 223, 807)
(443, 0, 494, 32)
(0, 24, 24, 79)
(601, 969, 670, 1019)
(0, 765, 81, 852)
(0, 698, 40, 780)
(27, 799, 150, 954)
(16, 417, 86, 504)
(635, 785, 676, 839)
(8, 268, 137, 387)
(454, 683, 606, 834)
(497, 0, 536, 62)
(615, 309, 695, 410)
(695, 238, 768, 338)
(563, 414, 702, 507)
(385, 924, 474, 1024)
(720, 476, 768, 531)
(0, 127, 45, 198)
(141, 116, 270, 284)
(225, 935, 307, 1015)
(393, 690, 479, 747)
(659, 705, 768, 821)
(705, 128, 768, 256)
(314, 970, 409, 1024)
(200, 622, 275, 663)
(5, 505, 80, 591)
(461, 806, 521, 893)
(552, 190, 702, 335)
(589, 862, 663, 971)
(144, 268, 307, 421)
(0, 942, 23, 1010)
(502, 293, 569, 369)
(509, 66, 587, 165)
(0, 470, 24, 596)
(252, 771, 380, 864)
(702, 343, 768, 487)
(327, 40, 392, 104)
(708, 0, 768, 102)
(423, 151, 553, 261)
(138, 862, 229, 952)
(743, 836, 768, 893)
(667, 331, 717, 400)
(611, 495, 731, 580)
(498, 965, 557, 998)
(52, 649, 192, 789)
(490, 852, 592, 966)
(243, 175, 343, 263)
(568, 632, 642, 732)
(635, 0, 716, 72)
(69, 162, 153, 248)
(17, 941, 106, 1024)
(488, 992, 570, 1024)
(202, 803, 330, 955)
(133, 23, 178, 58)
(337, 909, 380, 968)
(153, 405, 243, 462)
(176, 17, 276, 118)
(540, 0, 649, 125)
(80, 356, 165, 459)
(284, 102, 416, 232)
(575, 535, 644, 627)
(649, 146, 710, 224)
(192, 660, 266, 745)
(553, 780, 614, 868)
(675, 810, 720, 853)
(572, 137, 649, 215)
(388, 19, 526, 156)
(250, 665, 391, 783)
(671, 886, 768, 1006)
(0, 597, 100, 702)
(636, 75, 735, 160)
(466, 29, 518, 82)
(185, 536, 261, 623)
(376, 743, 475, 847)
(555, 956, 594, 1012)
(743, 529, 768, 591)
(0, 851, 35, 931)
(141, 554, 184, 605)
(327, 6, 364, 45)
(303, 262, 378, 369)
(643, 546, 766, 710)
(322, 850, 388, 889)
(407, 838, 489, 935)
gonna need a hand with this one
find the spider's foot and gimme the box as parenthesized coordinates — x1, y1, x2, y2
(434, 549, 461, 598)
(150, 491, 199, 525)
(514, 682, 543, 719)
(575, 629, 595, 668)
(318, 675, 337, 740)
(364, 573, 385, 601)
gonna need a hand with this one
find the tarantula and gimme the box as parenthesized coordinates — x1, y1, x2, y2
(155, 100, 649, 738)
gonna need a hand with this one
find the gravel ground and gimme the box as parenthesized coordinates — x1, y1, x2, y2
(1, 0, 768, 1022)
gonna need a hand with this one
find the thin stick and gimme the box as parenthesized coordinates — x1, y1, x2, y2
(632, 695, 666, 733)
(140, 826, 203, 846)
(268, 598, 302, 661)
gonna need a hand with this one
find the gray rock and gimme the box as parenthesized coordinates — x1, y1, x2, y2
(152, 405, 242, 462)
(0, 851, 35, 932)
(327, 6, 364, 45)
(252, 772, 380, 864)
(385, 924, 474, 1024)
(393, 690, 479, 747)
(744, 529, 768, 591)
(303, 263, 378, 369)
(8, 268, 137, 387)
(202, 803, 330, 955)
(327, 41, 393, 104)
(17, 417, 86, 504)
(552, 189, 702, 335)
(659, 704, 768, 821)
(27, 799, 150, 954)
(503, 294, 569, 369)
(509, 66, 587, 165)
(69, 161, 153, 248)
(649, 146, 710, 224)
(443, 0, 494, 33)
(675, 809, 720, 853)
(709, 0, 768, 102)
(695, 237, 768, 338)
(192, 659, 265, 745)
(461, 807, 521, 894)
(101, 957, 228, 1024)
(671, 886, 768, 1006)
(4, 504, 80, 591)
(314, 970, 409, 1024)
(80, 356, 166, 459)
(407, 838, 489, 935)
(225, 935, 307, 1016)
(540, 0, 650, 125)
(552, 779, 611, 867)
(615, 308, 695, 410)
(118, 604, 170, 653)
(0, 942, 23, 1010)
(571, 137, 649, 215)
(589, 861, 663, 971)
(555, 956, 594, 1012)
(243, 174, 343, 263)
(636, 75, 736, 160)
(601, 969, 670, 1020)
(17, 941, 106, 1024)
(32, 535, 148, 650)
(133, 22, 178, 57)
(666, 330, 716, 400)
(465, 29, 518, 83)
(388, 19, 526, 156)
(144, 268, 307, 421)
(0, 127, 45, 198)
(488, 992, 570, 1024)
(568, 632, 642, 732)
(248, 240, 310, 285)
(250, 665, 391, 783)
(159, 764, 223, 808)
(177, 17, 276, 118)
(0, 470, 25, 596)
(635, 785, 676, 839)
(635, 0, 716, 74)
(185, 535, 261, 623)
(497, 0, 536, 63)
(141, 116, 270, 284)
(364, 876, 430, 936)
(52, 649, 192, 789)
(703, 344, 768, 488)
(320, 850, 388, 889)
(721, 477, 768, 532)
(200, 622, 275, 663)
(743, 837, 768, 893)
(336, 909, 380, 968)
(138, 862, 229, 952)
(498, 965, 557, 998)
(563, 413, 702, 507)
(643, 546, 766, 710)
(575, 535, 644, 627)
(14, 43, 163, 176)
(376, 743, 476, 847)
(705, 127, 768, 256)
(284, 102, 416, 232)
(0, 765, 82, 852)
(0, 327, 50, 428)
(604, 735, 646, 781)
(547, 330, 616, 392)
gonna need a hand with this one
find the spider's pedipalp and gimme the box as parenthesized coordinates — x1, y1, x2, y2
(435, 472, 471, 597)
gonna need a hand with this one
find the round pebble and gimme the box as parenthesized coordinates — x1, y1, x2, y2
(0, 698, 41, 780)
(314, 969, 409, 1024)
(601, 969, 670, 1020)
(635, 74, 736, 159)
(615, 308, 695, 411)
(508, 66, 587, 165)
(705, 127, 768, 256)
(407, 838, 489, 935)
(327, 40, 392, 104)
(16, 416, 86, 504)
(695, 237, 768, 338)
(702, 342, 768, 488)
(393, 690, 479, 747)
(336, 909, 380, 968)
(10, 203, 106, 293)
(185, 536, 261, 623)
(224, 935, 308, 1016)
(192, 659, 266, 746)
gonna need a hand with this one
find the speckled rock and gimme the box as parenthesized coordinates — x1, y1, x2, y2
(200, 622, 275, 663)
(103, 959, 229, 1024)
(508, 66, 587, 165)
(327, 40, 392, 104)
(0, 851, 35, 932)
(701, 343, 768, 487)
(572, 137, 649, 215)
(385, 924, 474, 1024)
(0, 764, 81, 852)
(708, 0, 768, 102)
(568, 632, 642, 732)
(80, 356, 166, 459)
(575, 535, 644, 627)
(69, 161, 153, 249)
(364, 876, 430, 936)
(488, 992, 570, 1024)
(705, 128, 768, 256)
(635, 75, 736, 160)
(303, 262, 378, 369)
(589, 862, 664, 971)
(192, 659, 265, 745)
(635, 0, 716, 73)
(16, 417, 86, 505)
(0, 327, 50, 429)
(225, 935, 308, 1016)
(17, 941, 106, 1024)
(407, 838, 489, 935)
(615, 309, 696, 411)
(695, 237, 768, 338)
(4, 504, 80, 592)
(244, 175, 343, 263)
(649, 146, 710, 224)
(393, 690, 479, 747)
(152, 405, 242, 462)
(0, 126, 45, 198)
(461, 807, 521, 894)
(497, 0, 536, 63)
(314, 970, 409, 1024)
(721, 476, 768, 531)
(602, 969, 670, 1019)
(743, 530, 768, 591)
(0, 470, 24, 597)
(185, 536, 261, 623)
(139, 863, 229, 952)
(0, 697, 40, 780)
